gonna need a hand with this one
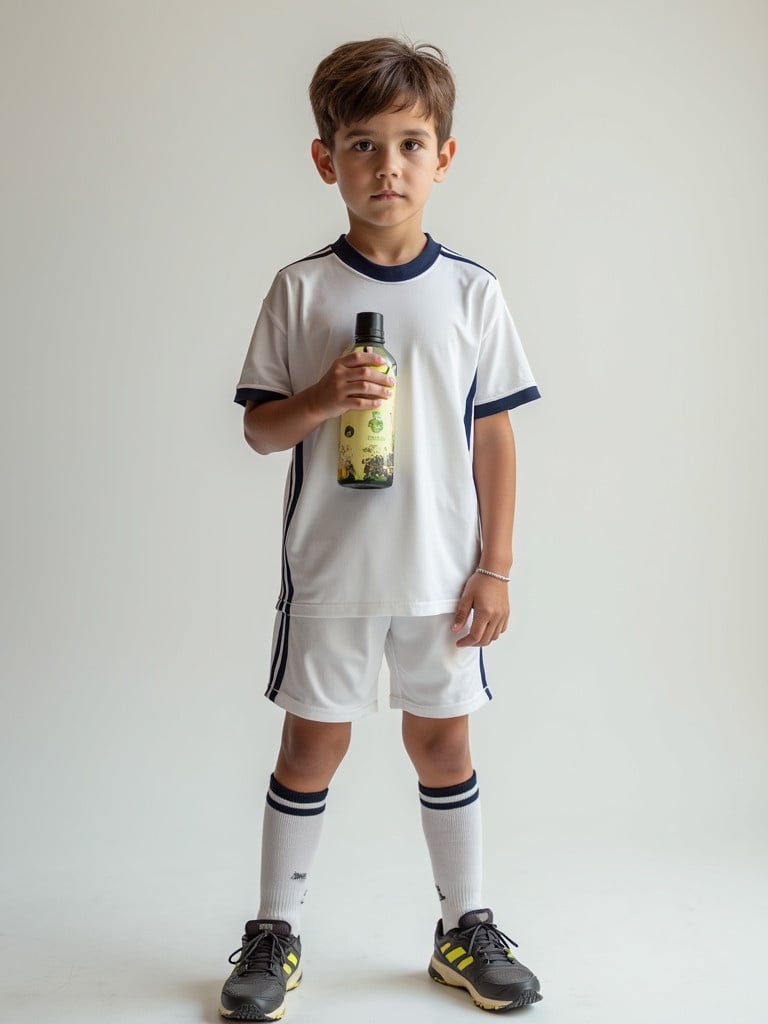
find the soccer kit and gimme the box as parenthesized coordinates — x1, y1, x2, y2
(235, 234, 540, 719)
(223, 235, 545, 1021)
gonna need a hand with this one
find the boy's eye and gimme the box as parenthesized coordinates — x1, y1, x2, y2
(352, 140, 375, 152)
(403, 139, 423, 151)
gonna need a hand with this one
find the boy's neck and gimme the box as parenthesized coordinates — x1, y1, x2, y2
(345, 221, 429, 267)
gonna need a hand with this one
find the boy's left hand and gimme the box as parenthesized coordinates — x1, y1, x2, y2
(452, 573, 510, 647)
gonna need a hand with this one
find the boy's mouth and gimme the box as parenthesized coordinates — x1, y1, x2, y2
(372, 190, 404, 200)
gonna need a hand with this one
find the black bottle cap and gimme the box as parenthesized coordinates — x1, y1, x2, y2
(355, 311, 384, 342)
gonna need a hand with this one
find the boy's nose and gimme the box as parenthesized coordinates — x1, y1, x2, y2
(376, 148, 401, 177)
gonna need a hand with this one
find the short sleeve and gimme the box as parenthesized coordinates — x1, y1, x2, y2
(474, 278, 540, 419)
(234, 275, 292, 407)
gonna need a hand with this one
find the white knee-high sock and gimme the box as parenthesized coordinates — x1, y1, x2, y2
(419, 771, 483, 932)
(258, 774, 328, 936)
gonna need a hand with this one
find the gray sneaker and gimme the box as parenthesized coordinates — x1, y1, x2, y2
(219, 919, 302, 1021)
(429, 908, 542, 1011)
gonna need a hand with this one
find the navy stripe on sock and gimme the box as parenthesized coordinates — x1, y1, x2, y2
(270, 774, 328, 804)
(266, 793, 326, 816)
(420, 791, 479, 811)
(419, 772, 477, 800)
(266, 774, 328, 817)
(419, 772, 479, 811)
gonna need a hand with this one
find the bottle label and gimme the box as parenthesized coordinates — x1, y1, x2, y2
(338, 357, 395, 487)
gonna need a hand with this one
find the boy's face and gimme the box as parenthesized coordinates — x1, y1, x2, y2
(311, 103, 455, 247)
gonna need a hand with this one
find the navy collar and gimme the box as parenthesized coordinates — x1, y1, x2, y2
(331, 234, 441, 282)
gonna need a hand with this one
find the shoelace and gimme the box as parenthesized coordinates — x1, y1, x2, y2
(461, 922, 520, 963)
(228, 932, 291, 977)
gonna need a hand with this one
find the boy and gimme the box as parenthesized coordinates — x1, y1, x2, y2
(221, 37, 542, 1020)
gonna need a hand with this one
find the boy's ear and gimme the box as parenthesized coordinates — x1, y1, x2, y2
(311, 139, 337, 184)
(434, 137, 457, 183)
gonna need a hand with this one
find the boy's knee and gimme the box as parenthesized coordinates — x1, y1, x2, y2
(402, 714, 472, 786)
(276, 714, 351, 790)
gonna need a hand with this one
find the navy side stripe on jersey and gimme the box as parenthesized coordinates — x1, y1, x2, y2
(277, 441, 304, 612)
(268, 441, 305, 701)
(464, 373, 478, 447)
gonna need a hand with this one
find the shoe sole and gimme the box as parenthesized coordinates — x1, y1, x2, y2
(218, 967, 302, 1021)
(429, 957, 542, 1012)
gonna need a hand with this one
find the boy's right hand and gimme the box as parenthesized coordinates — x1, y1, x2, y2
(308, 349, 395, 420)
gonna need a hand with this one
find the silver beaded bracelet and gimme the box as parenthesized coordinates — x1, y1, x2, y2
(475, 567, 511, 583)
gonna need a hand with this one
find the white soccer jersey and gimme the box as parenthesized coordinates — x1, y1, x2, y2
(235, 234, 540, 618)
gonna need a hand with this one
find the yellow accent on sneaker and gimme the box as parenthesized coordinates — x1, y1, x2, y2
(445, 946, 467, 963)
(457, 956, 474, 971)
(282, 951, 300, 976)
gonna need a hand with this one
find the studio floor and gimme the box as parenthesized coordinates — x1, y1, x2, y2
(2, 819, 764, 1024)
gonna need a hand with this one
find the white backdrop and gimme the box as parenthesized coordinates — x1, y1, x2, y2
(1, 2, 766, 1022)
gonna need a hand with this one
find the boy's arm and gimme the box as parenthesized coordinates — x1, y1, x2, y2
(453, 411, 516, 647)
(243, 350, 395, 454)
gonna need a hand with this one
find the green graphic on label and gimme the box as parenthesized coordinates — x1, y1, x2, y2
(338, 404, 395, 486)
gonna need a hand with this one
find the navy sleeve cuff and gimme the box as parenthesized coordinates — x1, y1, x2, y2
(234, 388, 288, 407)
(474, 385, 541, 419)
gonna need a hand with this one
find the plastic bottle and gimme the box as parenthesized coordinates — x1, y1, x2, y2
(338, 312, 397, 488)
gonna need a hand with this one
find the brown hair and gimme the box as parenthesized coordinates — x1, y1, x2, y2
(309, 37, 455, 148)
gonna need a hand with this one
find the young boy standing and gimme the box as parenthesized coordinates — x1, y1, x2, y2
(221, 37, 542, 1020)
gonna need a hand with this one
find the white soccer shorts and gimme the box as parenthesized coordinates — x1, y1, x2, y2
(266, 613, 493, 722)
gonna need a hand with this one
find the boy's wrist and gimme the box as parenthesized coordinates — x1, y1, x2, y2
(475, 567, 511, 583)
(303, 382, 332, 423)
(477, 554, 513, 576)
